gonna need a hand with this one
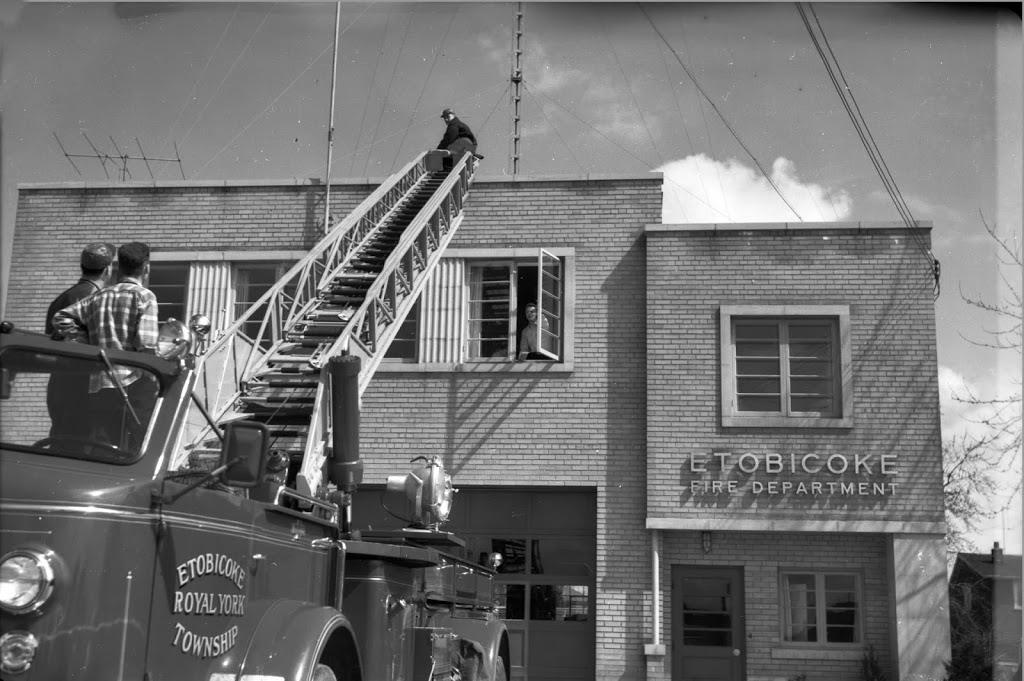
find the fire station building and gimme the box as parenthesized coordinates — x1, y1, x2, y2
(6, 171, 950, 681)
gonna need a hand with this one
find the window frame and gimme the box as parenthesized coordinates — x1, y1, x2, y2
(720, 305, 853, 428)
(379, 247, 575, 373)
(779, 570, 864, 648)
(147, 261, 191, 323)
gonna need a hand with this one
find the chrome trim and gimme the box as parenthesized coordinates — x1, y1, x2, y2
(0, 549, 56, 615)
(117, 571, 133, 681)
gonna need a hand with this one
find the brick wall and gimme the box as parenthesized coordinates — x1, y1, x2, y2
(654, 531, 891, 681)
(360, 177, 662, 680)
(646, 226, 944, 525)
(6, 174, 664, 681)
(6, 181, 372, 331)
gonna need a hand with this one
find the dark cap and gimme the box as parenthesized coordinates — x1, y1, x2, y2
(441, 108, 453, 118)
(80, 242, 115, 269)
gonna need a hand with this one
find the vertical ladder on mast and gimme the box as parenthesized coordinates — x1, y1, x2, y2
(187, 150, 478, 498)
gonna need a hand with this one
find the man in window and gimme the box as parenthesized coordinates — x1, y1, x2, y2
(44, 242, 115, 440)
(53, 242, 160, 450)
(517, 302, 550, 361)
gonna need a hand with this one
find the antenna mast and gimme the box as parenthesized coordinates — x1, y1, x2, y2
(54, 132, 185, 180)
(510, 2, 524, 175)
(322, 2, 342, 235)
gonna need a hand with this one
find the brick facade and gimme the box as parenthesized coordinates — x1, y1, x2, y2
(6, 175, 949, 681)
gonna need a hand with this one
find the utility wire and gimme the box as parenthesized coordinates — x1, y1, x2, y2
(294, 82, 508, 178)
(178, 4, 277, 156)
(655, 39, 714, 221)
(524, 86, 587, 174)
(667, 19, 732, 220)
(639, 3, 804, 222)
(389, 8, 459, 173)
(349, 9, 391, 175)
(362, 10, 413, 175)
(155, 3, 240, 178)
(798, 2, 938, 294)
(528, 83, 731, 221)
(194, 2, 378, 179)
(603, 18, 664, 170)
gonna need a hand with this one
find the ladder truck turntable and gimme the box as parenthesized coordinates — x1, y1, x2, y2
(0, 150, 511, 681)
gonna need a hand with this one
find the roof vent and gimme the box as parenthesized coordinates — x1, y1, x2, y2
(991, 542, 1004, 564)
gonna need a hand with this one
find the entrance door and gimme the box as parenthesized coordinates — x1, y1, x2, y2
(672, 566, 745, 681)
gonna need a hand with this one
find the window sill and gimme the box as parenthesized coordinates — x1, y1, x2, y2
(723, 415, 853, 429)
(771, 646, 864, 661)
(378, 360, 574, 374)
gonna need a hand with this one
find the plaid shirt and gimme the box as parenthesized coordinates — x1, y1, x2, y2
(52, 277, 159, 392)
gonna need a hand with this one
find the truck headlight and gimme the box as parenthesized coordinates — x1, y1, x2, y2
(0, 550, 55, 614)
(156, 319, 193, 360)
(0, 631, 39, 673)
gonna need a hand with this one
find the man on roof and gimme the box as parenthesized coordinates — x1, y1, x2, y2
(437, 108, 480, 162)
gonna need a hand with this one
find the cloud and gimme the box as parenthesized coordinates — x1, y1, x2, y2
(658, 154, 853, 224)
(867, 189, 964, 226)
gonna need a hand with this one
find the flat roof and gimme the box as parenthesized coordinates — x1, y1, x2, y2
(16, 171, 662, 191)
(648, 220, 934, 232)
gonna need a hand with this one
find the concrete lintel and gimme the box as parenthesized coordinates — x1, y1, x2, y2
(475, 172, 663, 184)
(645, 517, 946, 535)
(645, 220, 933, 233)
(643, 644, 667, 657)
(151, 250, 309, 262)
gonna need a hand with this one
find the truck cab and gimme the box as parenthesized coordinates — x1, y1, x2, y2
(0, 322, 509, 681)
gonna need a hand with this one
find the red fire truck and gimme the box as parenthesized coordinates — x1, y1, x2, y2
(0, 151, 509, 680)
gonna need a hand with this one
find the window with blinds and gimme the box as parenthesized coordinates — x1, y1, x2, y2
(720, 305, 852, 428)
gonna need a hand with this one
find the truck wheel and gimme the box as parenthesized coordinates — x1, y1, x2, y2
(312, 663, 337, 681)
(494, 657, 507, 681)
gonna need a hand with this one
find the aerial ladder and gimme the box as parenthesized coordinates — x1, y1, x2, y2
(181, 150, 478, 504)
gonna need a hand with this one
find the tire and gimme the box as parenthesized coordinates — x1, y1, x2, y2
(312, 663, 337, 681)
(493, 656, 507, 681)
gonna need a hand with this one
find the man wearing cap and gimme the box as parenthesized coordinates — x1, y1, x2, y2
(44, 242, 115, 336)
(53, 242, 160, 450)
(42, 242, 115, 439)
(437, 108, 479, 162)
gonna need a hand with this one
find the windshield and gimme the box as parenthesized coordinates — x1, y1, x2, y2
(0, 347, 161, 464)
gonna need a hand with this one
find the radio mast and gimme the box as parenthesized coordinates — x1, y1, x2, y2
(510, 3, 524, 175)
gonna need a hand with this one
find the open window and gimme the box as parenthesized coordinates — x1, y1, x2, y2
(381, 247, 574, 369)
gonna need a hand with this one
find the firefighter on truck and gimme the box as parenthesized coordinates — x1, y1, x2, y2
(0, 316, 510, 681)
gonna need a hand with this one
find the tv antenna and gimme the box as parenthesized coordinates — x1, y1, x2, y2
(53, 132, 186, 181)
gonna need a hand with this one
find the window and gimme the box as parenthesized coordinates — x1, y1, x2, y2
(720, 305, 852, 428)
(781, 572, 862, 645)
(148, 262, 190, 323)
(1014, 579, 1022, 610)
(234, 262, 296, 346)
(379, 247, 574, 369)
(467, 249, 563, 361)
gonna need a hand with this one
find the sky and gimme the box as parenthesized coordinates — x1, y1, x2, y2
(1, 1, 1021, 551)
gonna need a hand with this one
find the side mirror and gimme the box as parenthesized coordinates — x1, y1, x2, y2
(220, 421, 269, 488)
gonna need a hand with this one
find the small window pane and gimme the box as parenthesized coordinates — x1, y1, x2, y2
(384, 302, 419, 360)
(531, 539, 593, 577)
(468, 265, 511, 360)
(735, 322, 779, 340)
(530, 584, 588, 621)
(737, 358, 781, 375)
(738, 395, 782, 412)
(737, 377, 781, 394)
(149, 262, 189, 323)
(736, 341, 780, 358)
(791, 396, 833, 412)
(497, 583, 525, 620)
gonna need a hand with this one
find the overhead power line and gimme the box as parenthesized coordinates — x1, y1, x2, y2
(796, 2, 939, 296)
(638, 3, 804, 222)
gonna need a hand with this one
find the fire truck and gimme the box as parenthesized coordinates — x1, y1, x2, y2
(0, 151, 510, 680)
